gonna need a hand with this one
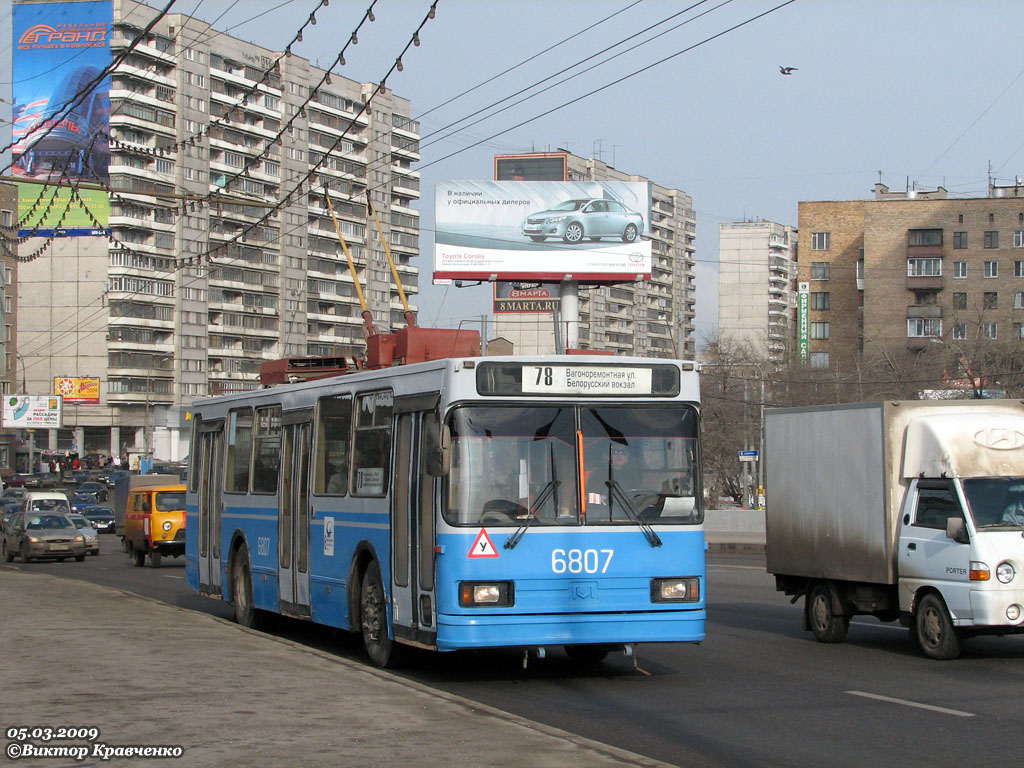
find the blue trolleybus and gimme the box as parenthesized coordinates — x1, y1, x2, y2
(185, 354, 705, 666)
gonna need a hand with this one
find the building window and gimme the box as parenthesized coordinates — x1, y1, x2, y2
(810, 322, 830, 340)
(909, 229, 942, 246)
(984, 231, 999, 248)
(953, 231, 967, 249)
(811, 262, 830, 280)
(953, 292, 967, 310)
(915, 290, 939, 305)
(811, 232, 830, 250)
(811, 292, 830, 310)
(0, 209, 12, 228)
(908, 318, 942, 338)
(954, 261, 967, 278)
(809, 352, 829, 369)
(907, 258, 941, 276)
(1016, 323, 1024, 339)
(958, 214, 964, 223)
(1015, 231, 1024, 248)
(1017, 260, 1024, 277)
(984, 291, 998, 310)
(984, 260, 998, 278)
(953, 322, 967, 340)
(1015, 292, 1024, 309)
(983, 322, 998, 339)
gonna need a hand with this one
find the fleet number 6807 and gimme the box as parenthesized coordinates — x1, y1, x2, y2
(551, 548, 613, 574)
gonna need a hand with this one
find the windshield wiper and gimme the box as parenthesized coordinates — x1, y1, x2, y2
(607, 479, 662, 547)
(505, 479, 559, 549)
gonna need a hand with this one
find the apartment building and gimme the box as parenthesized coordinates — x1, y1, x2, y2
(15, 0, 420, 460)
(717, 220, 797, 362)
(491, 152, 697, 358)
(0, 183, 19, 472)
(798, 183, 1024, 369)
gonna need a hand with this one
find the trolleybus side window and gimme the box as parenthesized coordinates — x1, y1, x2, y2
(352, 390, 393, 497)
(189, 417, 201, 493)
(314, 395, 352, 496)
(252, 405, 282, 494)
(225, 408, 253, 493)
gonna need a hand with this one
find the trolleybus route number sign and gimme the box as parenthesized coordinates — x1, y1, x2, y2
(523, 366, 653, 395)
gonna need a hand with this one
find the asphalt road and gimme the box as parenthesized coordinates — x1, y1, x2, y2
(6, 537, 1024, 767)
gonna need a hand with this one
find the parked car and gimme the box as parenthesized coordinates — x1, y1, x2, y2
(5, 474, 27, 488)
(80, 506, 115, 534)
(1, 487, 25, 500)
(2, 510, 87, 562)
(521, 198, 644, 243)
(77, 481, 108, 502)
(66, 513, 100, 556)
(71, 492, 99, 512)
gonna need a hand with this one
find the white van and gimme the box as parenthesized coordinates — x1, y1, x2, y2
(23, 491, 73, 518)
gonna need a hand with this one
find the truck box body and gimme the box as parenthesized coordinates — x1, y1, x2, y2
(765, 400, 1024, 586)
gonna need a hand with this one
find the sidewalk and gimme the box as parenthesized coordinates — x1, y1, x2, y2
(0, 569, 678, 768)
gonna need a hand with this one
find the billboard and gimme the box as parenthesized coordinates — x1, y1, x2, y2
(12, 0, 112, 237)
(434, 181, 652, 283)
(54, 376, 100, 404)
(494, 282, 561, 313)
(797, 282, 810, 362)
(495, 153, 568, 181)
(2, 395, 63, 428)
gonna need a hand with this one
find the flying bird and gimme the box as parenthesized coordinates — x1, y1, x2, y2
(779, 66, 798, 75)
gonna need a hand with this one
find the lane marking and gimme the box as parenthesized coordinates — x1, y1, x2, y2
(707, 564, 763, 571)
(846, 690, 975, 718)
(162, 574, 184, 580)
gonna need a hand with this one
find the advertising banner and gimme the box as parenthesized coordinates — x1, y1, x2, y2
(54, 376, 100, 404)
(434, 181, 652, 283)
(798, 282, 810, 362)
(2, 395, 63, 429)
(493, 282, 561, 313)
(12, 0, 112, 237)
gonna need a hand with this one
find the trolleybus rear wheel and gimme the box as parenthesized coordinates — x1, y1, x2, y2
(232, 544, 259, 629)
(565, 645, 611, 665)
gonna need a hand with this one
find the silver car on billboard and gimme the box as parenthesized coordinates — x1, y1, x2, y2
(522, 198, 644, 244)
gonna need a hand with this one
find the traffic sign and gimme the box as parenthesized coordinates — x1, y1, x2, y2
(738, 450, 759, 461)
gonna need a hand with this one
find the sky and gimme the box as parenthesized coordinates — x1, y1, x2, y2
(4, 0, 1024, 347)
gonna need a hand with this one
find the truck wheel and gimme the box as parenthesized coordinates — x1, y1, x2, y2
(915, 593, 961, 660)
(131, 545, 145, 567)
(807, 582, 849, 643)
(150, 550, 162, 568)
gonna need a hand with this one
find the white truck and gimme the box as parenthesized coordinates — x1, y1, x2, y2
(765, 400, 1024, 659)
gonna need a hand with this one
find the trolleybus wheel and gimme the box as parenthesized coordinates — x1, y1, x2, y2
(232, 544, 260, 629)
(360, 560, 405, 668)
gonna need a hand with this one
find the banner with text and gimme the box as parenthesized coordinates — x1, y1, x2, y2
(435, 180, 652, 283)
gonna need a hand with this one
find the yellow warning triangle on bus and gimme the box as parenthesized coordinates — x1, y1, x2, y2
(467, 528, 500, 558)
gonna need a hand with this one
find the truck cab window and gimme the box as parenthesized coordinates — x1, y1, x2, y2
(914, 485, 962, 530)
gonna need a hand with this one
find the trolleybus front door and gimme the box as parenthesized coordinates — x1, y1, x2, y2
(391, 408, 438, 646)
(279, 417, 312, 617)
(197, 421, 224, 595)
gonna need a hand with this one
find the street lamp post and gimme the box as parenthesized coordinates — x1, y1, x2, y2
(146, 354, 173, 458)
(15, 352, 30, 473)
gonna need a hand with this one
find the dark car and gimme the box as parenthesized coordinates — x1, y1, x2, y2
(71, 492, 99, 512)
(77, 482, 108, 502)
(80, 506, 115, 534)
(2, 487, 25, 500)
(107, 470, 131, 488)
(66, 470, 92, 486)
(5, 474, 27, 488)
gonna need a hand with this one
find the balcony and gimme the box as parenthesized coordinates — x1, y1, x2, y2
(905, 274, 944, 290)
(907, 305, 942, 319)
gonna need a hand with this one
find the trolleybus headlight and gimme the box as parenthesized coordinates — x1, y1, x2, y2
(162, 521, 173, 532)
(651, 577, 700, 603)
(459, 581, 514, 607)
(1007, 604, 1021, 622)
(996, 562, 1016, 584)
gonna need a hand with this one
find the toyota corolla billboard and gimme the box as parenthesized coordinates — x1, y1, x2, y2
(434, 181, 652, 283)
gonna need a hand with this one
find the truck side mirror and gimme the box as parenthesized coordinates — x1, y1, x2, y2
(423, 414, 450, 477)
(945, 517, 969, 544)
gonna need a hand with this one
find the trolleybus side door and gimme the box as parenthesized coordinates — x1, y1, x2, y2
(391, 398, 439, 646)
(197, 419, 224, 595)
(279, 410, 312, 618)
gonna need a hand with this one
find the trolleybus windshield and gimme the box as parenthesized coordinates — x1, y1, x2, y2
(444, 404, 700, 527)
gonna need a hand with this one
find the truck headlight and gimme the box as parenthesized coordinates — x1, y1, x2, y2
(459, 581, 514, 607)
(162, 521, 173, 532)
(1007, 605, 1021, 621)
(970, 561, 991, 581)
(997, 562, 1016, 584)
(651, 577, 700, 603)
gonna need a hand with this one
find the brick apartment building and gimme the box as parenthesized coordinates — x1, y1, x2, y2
(798, 183, 1024, 370)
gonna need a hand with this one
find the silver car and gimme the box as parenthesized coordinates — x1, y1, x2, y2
(67, 513, 101, 556)
(522, 198, 644, 244)
(2, 510, 87, 562)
